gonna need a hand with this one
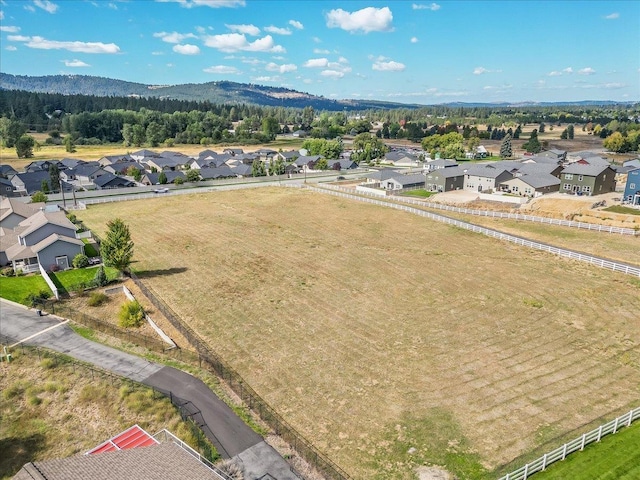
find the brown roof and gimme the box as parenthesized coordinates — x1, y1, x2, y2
(0, 198, 43, 224)
(13, 442, 224, 480)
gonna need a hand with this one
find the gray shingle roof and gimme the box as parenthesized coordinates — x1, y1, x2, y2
(561, 163, 612, 176)
(13, 442, 223, 480)
(505, 173, 561, 189)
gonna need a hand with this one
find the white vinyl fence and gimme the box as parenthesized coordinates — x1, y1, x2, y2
(39, 264, 59, 300)
(320, 184, 639, 236)
(307, 186, 640, 278)
(498, 407, 640, 480)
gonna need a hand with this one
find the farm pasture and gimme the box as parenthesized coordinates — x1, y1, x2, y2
(77, 187, 640, 479)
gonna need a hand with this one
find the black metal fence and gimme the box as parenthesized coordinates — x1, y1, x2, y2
(128, 272, 352, 480)
(36, 300, 196, 363)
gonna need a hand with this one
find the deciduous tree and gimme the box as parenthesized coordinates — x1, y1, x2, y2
(16, 134, 35, 158)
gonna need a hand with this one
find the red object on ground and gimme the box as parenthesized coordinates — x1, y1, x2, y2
(87, 425, 159, 455)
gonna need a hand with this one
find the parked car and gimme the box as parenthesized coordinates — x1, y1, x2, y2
(88, 257, 102, 265)
(154, 188, 169, 193)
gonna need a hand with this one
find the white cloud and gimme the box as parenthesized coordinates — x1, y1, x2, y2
(5, 45, 18, 51)
(473, 66, 489, 75)
(63, 59, 90, 67)
(0, 26, 20, 33)
(304, 58, 329, 68)
(153, 31, 197, 43)
(226, 24, 260, 35)
(326, 6, 393, 33)
(578, 82, 626, 89)
(289, 20, 303, 30)
(548, 71, 562, 77)
(33, 0, 59, 14)
(253, 75, 278, 82)
(563, 67, 573, 74)
(604, 12, 619, 20)
(173, 43, 200, 55)
(412, 3, 440, 11)
(203, 65, 240, 74)
(372, 59, 406, 72)
(24, 5, 36, 12)
(549, 67, 573, 76)
(321, 70, 345, 78)
(9, 35, 120, 53)
(410, 36, 418, 43)
(0, 11, 4, 20)
(264, 25, 291, 35)
(303, 78, 313, 84)
(166, 63, 174, 67)
(266, 62, 297, 73)
(313, 48, 330, 54)
(203, 33, 284, 53)
(578, 67, 596, 75)
(156, 0, 245, 8)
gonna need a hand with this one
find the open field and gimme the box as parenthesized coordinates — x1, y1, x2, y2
(76, 187, 640, 479)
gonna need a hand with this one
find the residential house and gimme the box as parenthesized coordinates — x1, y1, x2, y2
(327, 159, 358, 170)
(559, 164, 616, 196)
(130, 149, 160, 162)
(141, 171, 186, 185)
(1, 208, 83, 272)
(223, 148, 244, 156)
(0, 164, 19, 177)
(463, 165, 514, 193)
(0, 178, 17, 197)
(60, 162, 105, 188)
(623, 168, 640, 205)
(538, 149, 567, 162)
(622, 159, 640, 169)
(521, 155, 564, 166)
(58, 158, 86, 170)
(277, 150, 300, 162)
(103, 161, 147, 176)
(500, 174, 561, 197)
(424, 159, 458, 172)
(230, 164, 252, 177)
(293, 155, 322, 171)
(198, 165, 236, 180)
(143, 152, 190, 172)
(384, 151, 420, 167)
(425, 166, 466, 192)
(255, 148, 278, 162)
(23, 160, 62, 173)
(10, 170, 56, 195)
(98, 154, 135, 168)
(381, 173, 425, 191)
(292, 130, 307, 138)
(0, 198, 43, 229)
(465, 145, 489, 160)
(566, 150, 605, 163)
(93, 173, 136, 190)
(363, 168, 402, 184)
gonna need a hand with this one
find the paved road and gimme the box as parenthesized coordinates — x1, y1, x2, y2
(0, 300, 298, 480)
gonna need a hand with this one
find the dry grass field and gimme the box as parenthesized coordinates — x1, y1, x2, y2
(76, 187, 640, 480)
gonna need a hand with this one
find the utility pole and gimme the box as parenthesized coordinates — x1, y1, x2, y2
(59, 179, 66, 208)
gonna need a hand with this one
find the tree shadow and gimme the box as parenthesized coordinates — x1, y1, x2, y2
(134, 267, 188, 279)
(0, 433, 46, 477)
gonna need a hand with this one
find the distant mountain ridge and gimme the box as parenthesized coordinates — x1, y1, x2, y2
(0, 73, 631, 110)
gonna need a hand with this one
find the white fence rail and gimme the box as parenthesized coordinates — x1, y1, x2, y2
(39, 264, 59, 300)
(320, 184, 639, 236)
(307, 187, 640, 278)
(498, 407, 640, 480)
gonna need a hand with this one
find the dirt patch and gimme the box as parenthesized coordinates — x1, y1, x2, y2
(417, 466, 455, 480)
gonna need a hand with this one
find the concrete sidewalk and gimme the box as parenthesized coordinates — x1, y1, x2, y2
(0, 299, 299, 480)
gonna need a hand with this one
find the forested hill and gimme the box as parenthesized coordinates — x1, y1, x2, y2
(0, 73, 421, 111)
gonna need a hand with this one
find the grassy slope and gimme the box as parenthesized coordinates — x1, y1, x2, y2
(0, 349, 206, 479)
(76, 188, 640, 480)
(532, 421, 640, 480)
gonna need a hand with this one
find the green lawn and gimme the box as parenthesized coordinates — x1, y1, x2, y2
(402, 189, 436, 198)
(0, 267, 119, 304)
(603, 205, 640, 216)
(81, 239, 99, 257)
(51, 266, 120, 293)
(531, 421, 640, 480)
(0, 274, 49, 304)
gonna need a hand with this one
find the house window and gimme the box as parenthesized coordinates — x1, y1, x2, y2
(563, 183, 571, 190)
(513, 186, 519, 192)
(630, 183, 636, 189)
(582, 186, 591, 193)
(565, 174, 573, 180)
(578, 175, 583, 181)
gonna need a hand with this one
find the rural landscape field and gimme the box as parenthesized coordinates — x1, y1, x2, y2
(77, 187, 640, 479)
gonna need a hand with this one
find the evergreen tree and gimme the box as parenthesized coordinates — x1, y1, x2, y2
(567, 124, 574, 139)
(500, 133, 513, 158)
(100, 218, 134, 272)
(64, 135, 76, 153)
(94, 265, 108, 287)
(158, 171, 168, 184)
(49, 164, 61, 192)
(251, 159, 266, 177)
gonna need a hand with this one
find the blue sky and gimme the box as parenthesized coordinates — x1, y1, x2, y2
(1, 0, 638, 104)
